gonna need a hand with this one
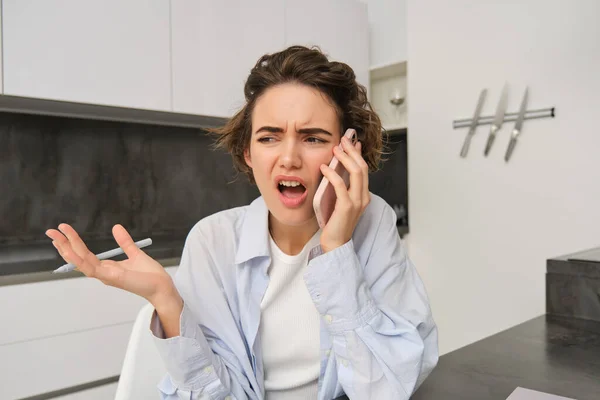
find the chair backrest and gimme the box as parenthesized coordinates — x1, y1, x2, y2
(114, 302, 166, 400)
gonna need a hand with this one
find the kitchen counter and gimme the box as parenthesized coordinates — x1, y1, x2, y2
(412, 315, 600, 400)
(0, 234, 185, 282)
(0, 256, 181, 287)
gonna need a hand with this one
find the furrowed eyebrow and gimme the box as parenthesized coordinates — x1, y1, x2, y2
(255, 126, 283, 134)
(254, 126, 333, 136)
(297, 128, 333, 136)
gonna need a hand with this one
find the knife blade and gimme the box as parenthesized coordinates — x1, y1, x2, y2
(484, 84, 509, 156)
(505, 87, 529, 162)
(460, 89, 487, 158)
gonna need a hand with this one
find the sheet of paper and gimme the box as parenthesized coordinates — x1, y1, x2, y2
(506, 387, 576, 400)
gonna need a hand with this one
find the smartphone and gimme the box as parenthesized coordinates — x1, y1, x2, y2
(313, 128, 357, 229)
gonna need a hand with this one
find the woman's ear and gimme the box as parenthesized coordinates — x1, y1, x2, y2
(244, 148, 253, 169)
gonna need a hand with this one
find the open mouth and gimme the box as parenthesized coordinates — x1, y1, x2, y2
(277, 180, 307, 199)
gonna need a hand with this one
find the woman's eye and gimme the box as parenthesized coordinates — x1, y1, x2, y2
(306, 137, 326, 144)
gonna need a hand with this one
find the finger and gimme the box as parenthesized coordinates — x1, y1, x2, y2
(341, 135, 362, 158)
(51, 240, 72, 267)
(343, 139, 370, 178)
(47, 229, 80, 268)
(46, 229, 69, 250)
(57, 224, 92, 259)
(320, 163, 352, 207)
(357, 142, 370, 205)
(111, 224, 143, 261)
(352, 140, 369, 173)
(47, 230, 82, 272)
(348, 140, 370, 205)
(333, 145, 363, 203)
(55, 224, 101, 276)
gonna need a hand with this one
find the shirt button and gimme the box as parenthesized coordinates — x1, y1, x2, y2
(325, 349, 331, 356)
(203, 366, 213, 374)
(225, 397, 231, 400)
(342, 359, 349, 367)
(324, 314, 333, 323)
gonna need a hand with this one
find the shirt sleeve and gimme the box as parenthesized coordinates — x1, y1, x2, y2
(303, 203, 439, 399)
(150, 225, 260, 400)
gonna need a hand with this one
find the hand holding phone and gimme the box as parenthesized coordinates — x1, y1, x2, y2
(313, 128, 357, 229)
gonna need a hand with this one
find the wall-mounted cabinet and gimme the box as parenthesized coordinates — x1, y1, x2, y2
(171, 0, 285, 118)
(0, 0, 370, 119)
(285, 0, 370, 91)
(2, 0, 172, 111)
(0, 6, 3, 94)
(361, 0, 407, 68)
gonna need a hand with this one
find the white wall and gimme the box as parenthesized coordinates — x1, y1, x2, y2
(406, 0, 600, 354)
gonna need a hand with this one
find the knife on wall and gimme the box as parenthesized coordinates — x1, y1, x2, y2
(505, 87, 529, 162)
(484, 84, 509, 156)
(460, 89, 487, 158)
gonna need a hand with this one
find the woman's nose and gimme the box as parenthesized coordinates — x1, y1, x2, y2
(279, 139, 302, 169)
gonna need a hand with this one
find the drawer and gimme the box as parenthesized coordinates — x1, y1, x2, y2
(0, 323, 132, 400)
(0, 266, 177, 346)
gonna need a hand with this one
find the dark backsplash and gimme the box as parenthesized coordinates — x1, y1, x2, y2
(0, 112, 407, 276)
(370, 131, 408, 226)
(0, 112, 260, 248)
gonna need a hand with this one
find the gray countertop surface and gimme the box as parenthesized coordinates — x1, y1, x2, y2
(0, 256, 181, 287)
(412, 315, 600, 400)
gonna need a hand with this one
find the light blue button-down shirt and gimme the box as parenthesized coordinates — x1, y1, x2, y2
(151, 194, 438, 399)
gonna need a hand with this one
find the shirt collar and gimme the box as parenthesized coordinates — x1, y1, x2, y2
(235, 196, 271, 265)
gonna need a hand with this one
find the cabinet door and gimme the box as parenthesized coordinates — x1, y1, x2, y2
(285, 0, 370, 91)
(2, 0, 171, 111)
(363, 0, 407, 67)
(0, 265, 177, 399)
(0, 8, 3, 94)
(171, 0, 285, 117)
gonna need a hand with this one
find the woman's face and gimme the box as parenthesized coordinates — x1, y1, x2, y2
(245, 83, 341, 227)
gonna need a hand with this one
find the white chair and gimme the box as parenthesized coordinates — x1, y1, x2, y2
(114, 302, 167, 400)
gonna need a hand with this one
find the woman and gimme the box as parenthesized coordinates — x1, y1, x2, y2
(46, 46, 438, 400)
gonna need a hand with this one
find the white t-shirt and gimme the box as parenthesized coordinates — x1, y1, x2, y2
(259, 231, 322, 399)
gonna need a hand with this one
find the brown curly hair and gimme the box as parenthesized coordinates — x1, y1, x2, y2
(210, 45, 385, 183)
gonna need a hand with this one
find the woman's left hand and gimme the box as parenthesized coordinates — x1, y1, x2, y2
(319, 136, 371, 253)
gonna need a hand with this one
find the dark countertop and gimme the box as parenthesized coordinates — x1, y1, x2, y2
(412, 315, 600, 400)
(547, 246, 600, 277)
(0, 236, 185, 287)
(0, 256, 181, 287)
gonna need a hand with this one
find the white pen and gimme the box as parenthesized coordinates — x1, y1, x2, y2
(52, 238, 153, 273)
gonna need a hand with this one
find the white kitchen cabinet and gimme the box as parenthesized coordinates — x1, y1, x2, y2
(171, 0, 285, 117)
(0, 275, 146, 346)
(2, 0, 171, 111)
(285, 0, 370, 91)
(0, 323, 132, 400)
(361, 0, 407, 67)
(0, 7, 3, 94)
(0, 265, 178, 399)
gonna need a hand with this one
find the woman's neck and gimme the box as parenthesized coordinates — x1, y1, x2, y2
(268, 214, 320, 256)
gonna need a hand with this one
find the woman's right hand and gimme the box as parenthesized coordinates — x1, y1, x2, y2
(45, 223, 181, 309)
